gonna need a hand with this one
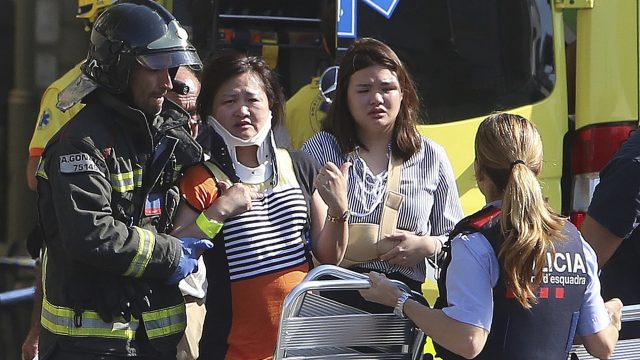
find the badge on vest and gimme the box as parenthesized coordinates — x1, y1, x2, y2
(59, 153, 105, 176)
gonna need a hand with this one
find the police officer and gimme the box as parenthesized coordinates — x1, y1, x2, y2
(360, 113, 621, 359)
(35, 1, 211, 359)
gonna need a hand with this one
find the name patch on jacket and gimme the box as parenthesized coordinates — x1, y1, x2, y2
(145, 193, 163, 216)
(59, 153, 104, 175)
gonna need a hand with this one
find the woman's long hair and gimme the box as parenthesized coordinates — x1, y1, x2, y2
(475, 113, 566, 308)
(322, 38, 421, 161)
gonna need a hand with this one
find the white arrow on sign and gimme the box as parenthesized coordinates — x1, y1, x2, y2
(362, 0, 400, 19)
(338, 0, 400, 38)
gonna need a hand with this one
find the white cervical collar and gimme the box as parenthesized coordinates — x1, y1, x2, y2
(207, 115, 274, 184)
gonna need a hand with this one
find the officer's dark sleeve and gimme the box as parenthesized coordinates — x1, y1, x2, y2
(44, 138, 181, 279)
(588, 156, 640, 239)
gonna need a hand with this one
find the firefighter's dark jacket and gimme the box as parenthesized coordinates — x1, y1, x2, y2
(36, 89, 201, 358)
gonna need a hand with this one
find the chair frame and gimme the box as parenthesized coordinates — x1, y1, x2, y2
(274, 265, 426, 360)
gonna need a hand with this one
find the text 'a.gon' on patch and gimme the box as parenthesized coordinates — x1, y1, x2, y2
(59, 152, 105, 176)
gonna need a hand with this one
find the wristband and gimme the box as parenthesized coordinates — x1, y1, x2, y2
(196, 212, 223, 238)
(326, 209, 350, 223)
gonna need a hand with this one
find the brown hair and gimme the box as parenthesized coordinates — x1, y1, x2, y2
(197, 51, 285, 129)
(475, 113, 566, 309)
(322, 38, 421, 161)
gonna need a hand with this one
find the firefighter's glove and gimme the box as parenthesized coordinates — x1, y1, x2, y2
(122, 278, 152, 320)
(167, 237, 213, 284)
(26, 223, 44, 259)
(94, 277, 124, 323)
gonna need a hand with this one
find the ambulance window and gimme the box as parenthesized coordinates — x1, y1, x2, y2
(214, 0, 331, 96)
(345, 0, 555, 124)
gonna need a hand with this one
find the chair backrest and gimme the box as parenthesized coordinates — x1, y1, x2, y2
(274, 265, 426, 360)
(569, 304, 640, 359)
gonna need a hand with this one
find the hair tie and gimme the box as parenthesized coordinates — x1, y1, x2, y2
(510, 159, 525, 170)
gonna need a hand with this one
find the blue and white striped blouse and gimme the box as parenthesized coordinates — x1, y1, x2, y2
(302, 131, 463, 282)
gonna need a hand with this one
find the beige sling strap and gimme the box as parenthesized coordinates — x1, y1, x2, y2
(340, 155, 404, 268)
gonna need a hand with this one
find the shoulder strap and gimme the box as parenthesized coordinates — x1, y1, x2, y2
(386, 154, 402, 192)
(449, 205, 501, 240)
(274, 148, 300, 188)
(203, 161, 231, 183)
(378, 155, 404, 238)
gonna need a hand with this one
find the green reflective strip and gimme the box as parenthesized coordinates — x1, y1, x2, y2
(143, 303, 186, 339)
(134, 168, 143, 187)
(110, 171, 134, 192)
(36, 159, 48, 179)
(123, 227, 155, 277)
(41, 297, 138, 339)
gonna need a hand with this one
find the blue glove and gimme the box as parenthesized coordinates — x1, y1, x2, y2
(167, 237, 214, 284)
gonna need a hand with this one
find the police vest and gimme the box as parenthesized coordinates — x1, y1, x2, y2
(434, 206, 588, 360)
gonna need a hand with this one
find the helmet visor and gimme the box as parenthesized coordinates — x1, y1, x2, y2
(136, 20, 203, 71)
(136, 50, 202, 71)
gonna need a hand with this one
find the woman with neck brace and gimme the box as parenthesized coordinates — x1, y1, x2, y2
(170, 52, 349, 360)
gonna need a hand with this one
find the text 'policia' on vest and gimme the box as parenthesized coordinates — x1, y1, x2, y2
(434, 205, 588, 360)
(34, 1, 203, 358)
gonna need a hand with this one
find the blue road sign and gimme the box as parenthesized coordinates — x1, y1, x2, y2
(362, 0, 400, 18)
(338, 0, 400, 38)
(337, 0, 357, 38)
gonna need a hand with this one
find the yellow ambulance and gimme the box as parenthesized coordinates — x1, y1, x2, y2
(336, 0, 637, 222)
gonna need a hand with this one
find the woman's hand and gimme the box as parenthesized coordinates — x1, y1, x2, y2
(314, 161, 351, 218)
(379, 231, 439, 267)
(359, 271, 403, 307)
(605, 298, 623, 331)
(204, 180, 263, 221)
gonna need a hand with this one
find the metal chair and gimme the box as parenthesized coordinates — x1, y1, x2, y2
(274, 265, 426, 360)
(570, 304, 640, 359)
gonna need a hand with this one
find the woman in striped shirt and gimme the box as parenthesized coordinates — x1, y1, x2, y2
(171, 52, 350, 359)
(302, 38, 463, 304)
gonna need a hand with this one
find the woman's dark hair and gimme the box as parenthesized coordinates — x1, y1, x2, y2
(322, 37, 421, 160)
(197, 51, 285, 129)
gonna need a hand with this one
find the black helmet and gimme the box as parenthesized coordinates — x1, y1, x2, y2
(83, 0, 202, 94)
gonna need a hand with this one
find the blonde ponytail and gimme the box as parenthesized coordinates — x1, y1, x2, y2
(475, 113, 566, 309)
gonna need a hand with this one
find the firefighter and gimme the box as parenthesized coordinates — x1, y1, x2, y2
(35, 1, 211, 359)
